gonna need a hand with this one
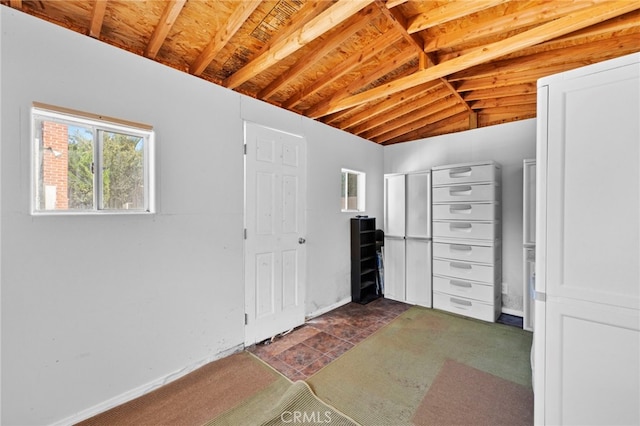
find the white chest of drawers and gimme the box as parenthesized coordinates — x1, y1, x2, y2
(432, 161, 502, 322)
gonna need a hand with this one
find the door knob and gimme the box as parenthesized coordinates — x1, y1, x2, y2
(298, 238, 306, 244)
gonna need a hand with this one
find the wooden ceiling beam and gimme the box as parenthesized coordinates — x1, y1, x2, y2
(282, 29, 402, 109)
(311, 0, 640, 117)
(334, 81, 443, 129)
(9, 0, 22, 9)
(422, 1, 594, 53)
(463, 83, 536, 101)
(360, 95, 462, 140)
(385, 0, 408, 9)
(471, 94, 537, 109)
(224, 0, 375, 90)
(348, 85, 452, 134)
(375, 0, 474, 116)
(373, 104, 469, 144)
(448, 31, 640, 81)
(88, 0, 108, 39)
(381, 111, 471, 145)
(439, 10, 640, 63)
(190, 0, 261, 76)
(259, 4, 378, 100)
(406, 0, 507, 34)
(145, 0, 187, 59)
(307, 49, 417, 120)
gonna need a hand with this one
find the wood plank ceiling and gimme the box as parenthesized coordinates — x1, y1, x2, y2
(4, 0, 640, 145)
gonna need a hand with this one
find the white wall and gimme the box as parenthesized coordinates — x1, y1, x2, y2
(384, 119, 537, 313)
(0, 7, 382, 425)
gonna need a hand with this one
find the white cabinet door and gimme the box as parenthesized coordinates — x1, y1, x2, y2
(405, 239, 432, 307)
(406, 172, 431, 238)
(383, 237, 405, 302)
(537, 54, 640, 426)
(545, 299, 639, 426)
(384, 174, 406, 237)
(545, 60, 639, 310)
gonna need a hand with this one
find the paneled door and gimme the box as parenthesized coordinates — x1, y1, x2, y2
(244, 122, 307, 346)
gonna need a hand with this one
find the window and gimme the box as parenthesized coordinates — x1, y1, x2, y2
(31, 104, 155, 214)
(341, 168, 365, 212)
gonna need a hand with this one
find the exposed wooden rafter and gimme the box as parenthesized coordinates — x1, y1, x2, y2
(12, 0, 640, 144)
(312, 0, 640, 118)
(224, 0, 375, 90)
(88, 0, 108, 39)
(145, 0, 187, 59)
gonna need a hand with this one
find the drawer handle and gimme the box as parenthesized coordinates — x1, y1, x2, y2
(450, 262, 472, 270)
(450, 297, 472, 309)
(450, 223, 472, 232)
(449, 186, 472, 195)
(449, 204, 472, 213)
(450, 244, 472, 252)
(450, 280, 472, 290)
(449, 167, 472, 178)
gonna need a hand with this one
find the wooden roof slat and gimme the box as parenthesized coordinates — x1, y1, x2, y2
(224, 0, 375, 90)
(464, 83, 536, 101)
(348, 86, 453, 134)
(438, 9, 640, 63)
(145, 0, 187, 59)
(259, 4, 378, 100)
(88, 0, 108, 39)
(422, 0, 595, 53)
(317, 50, 419, 124)
(311, 0, 640, 118)
(448, 31, 640, 81)
(333, 81, 443, 129)
(360, 95, 462, 140)
(471, 94, 537, 109)
(406, 0, 507, 34)
(376, 1, 474, 115)
(381, 111, 472, 145)
(374, 104, 470, 144)
(9, 0, 22, 9)
(189, 0, 262, 76)
(282, 29, 402, 109)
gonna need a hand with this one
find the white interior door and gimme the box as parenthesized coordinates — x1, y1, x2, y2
(244, 122, 306, 346)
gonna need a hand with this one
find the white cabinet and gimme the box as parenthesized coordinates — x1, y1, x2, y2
(383, 171, 432, 308)
(432, 161, 501, 322)
(534, 53, 640, 426)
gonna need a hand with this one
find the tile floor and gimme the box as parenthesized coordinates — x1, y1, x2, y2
(248, 298, 524, 381)
(248, 297, 411, 381)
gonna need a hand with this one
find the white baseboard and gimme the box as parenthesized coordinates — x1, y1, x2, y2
(52, 344, 244, 426)
(306, 297, 351, 321)
(501, 307, 524, 317)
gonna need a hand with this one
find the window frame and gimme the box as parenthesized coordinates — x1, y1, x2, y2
(31, 104, 156, 215)
(341, 168, 366, 212)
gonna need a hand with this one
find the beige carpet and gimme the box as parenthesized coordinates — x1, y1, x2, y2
(307, 306, 533, 426)
(78, 351, 287, 426)
(412, 358, 534, 426)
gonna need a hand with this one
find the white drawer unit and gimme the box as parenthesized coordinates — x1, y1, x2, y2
(433, 275, 496, 303)
(432, 183, 500, 203)
(432, 202, 499, 221)
(432, 162, 500, 186)
(433, 241, 498, 264)
(432, 160, 502, 322)
(433, 220, 499, 241)
(433, 291, 498, 323)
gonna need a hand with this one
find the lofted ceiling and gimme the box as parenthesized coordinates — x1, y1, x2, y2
(3, 0, 640, 145)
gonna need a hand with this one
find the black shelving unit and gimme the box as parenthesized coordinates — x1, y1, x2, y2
(350, 217, 381, 304)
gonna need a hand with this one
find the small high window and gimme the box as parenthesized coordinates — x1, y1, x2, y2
(31, 104, 155, 214)
(341, 168, 365, 212)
